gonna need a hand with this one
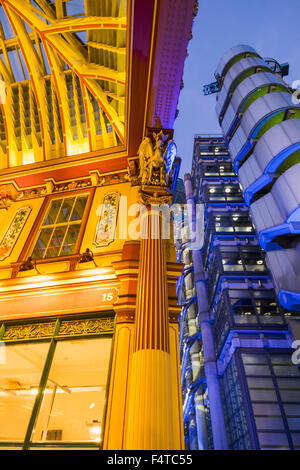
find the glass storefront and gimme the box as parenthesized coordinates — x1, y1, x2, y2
(0, 315, 114, 450)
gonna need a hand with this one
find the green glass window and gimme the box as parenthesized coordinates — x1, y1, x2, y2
(31, 194, 89, 259)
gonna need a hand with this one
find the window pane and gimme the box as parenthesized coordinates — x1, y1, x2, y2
(247, 377, 274, 389)
(287, 418, 300, 431)
(32, 337, 112, 443)
(273, 366, 299, 377)
(280, 390, 300, 402)
(44, 226, 68, 258)
(242, 353, 268, 364)
(70, 196, 88, 221)
(32, 228, 53, 259)
(234, 313, 258, 324)
(57, 198, 75, 224)
(277, 378, 300, 390)
(244, 364, 271, 376)
(271, 355, 295, 365)
(258, 432, 289, 447)
(284, 404, 300, 416)
(249, 389, 277, 401)
(60, 225, 81, 256)
(0, 342, 49, 442)
(43, 200, 62, 226)
(31, 194, 88, 260)
(255, 417, 285, 431)
(252, 403, 281, 416)
(292, 433, 300, 448)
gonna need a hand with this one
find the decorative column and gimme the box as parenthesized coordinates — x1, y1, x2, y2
(124, 131, 184, 449)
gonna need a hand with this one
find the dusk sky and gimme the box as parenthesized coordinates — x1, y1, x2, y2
(174, 0, 300, 177)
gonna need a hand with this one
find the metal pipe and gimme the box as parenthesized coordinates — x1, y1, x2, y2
(179, 297, 197, 358)
(183, 378, 206, 424)
(184, 173, 228, 450)
(180, 332, 202, 385)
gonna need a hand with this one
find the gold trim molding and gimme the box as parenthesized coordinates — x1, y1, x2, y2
(1, 316, 115, 342)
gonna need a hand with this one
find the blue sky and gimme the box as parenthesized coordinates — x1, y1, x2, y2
(174, 0, 300, 176)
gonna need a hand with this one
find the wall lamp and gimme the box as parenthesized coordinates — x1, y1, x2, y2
(78, 248, 97, 267)
(19, 257, 40, 274)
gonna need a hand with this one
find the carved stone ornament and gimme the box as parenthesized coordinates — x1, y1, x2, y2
(137, 187, 172, 206)
(3, 322, 56, 342)
(2, 317, 115, 342)
(138, 131, 171, 187)
(58, 317, 115, 337)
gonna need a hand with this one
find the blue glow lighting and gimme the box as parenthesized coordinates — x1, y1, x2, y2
(179, 297, 198, 358)
(279, 290, 300, 312)
(259, 222, 299, 251)
(244, 142, 300, 205)
(183, 378, 206, 425)
(181, 333, 202, 386)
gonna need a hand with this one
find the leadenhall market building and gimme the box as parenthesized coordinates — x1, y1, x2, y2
(0, 0, 198, 450)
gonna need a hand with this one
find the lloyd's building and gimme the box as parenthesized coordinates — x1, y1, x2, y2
(0, 0, 197, 450)
(178, 46, 300, 450)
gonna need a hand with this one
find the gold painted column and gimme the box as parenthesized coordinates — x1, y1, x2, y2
(124, 203, 178, 449)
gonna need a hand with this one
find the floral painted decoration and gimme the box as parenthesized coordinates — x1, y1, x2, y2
(0, 207, 31, 261)
(94, 192, 119, 247)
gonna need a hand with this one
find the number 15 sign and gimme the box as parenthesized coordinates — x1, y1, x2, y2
(99, 287, 119, 306)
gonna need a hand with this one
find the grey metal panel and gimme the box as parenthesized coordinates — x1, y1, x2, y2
(216, 57, 270, 117)
(215, 44, 258, 80)
(266, 247, 300, 297)
(228, 124, 247, 162)
(271, 162, 300, 223)
(221, 104, 236, 136)
(221, 72, 286, 136)
(249, 163, 300, 234)
(229, 91, 295, 163)
(237, 119, 300, 190)
(250, 193, 282, 234)
(238, 155, 263, 190)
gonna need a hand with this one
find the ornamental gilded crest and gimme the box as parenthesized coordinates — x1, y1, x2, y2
(94, 192, 119, 247)
(138, 131, 171, 187)
(0, 206, 31, 261)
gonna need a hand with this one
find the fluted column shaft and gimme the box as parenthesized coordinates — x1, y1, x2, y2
(124, 207, 177, 450)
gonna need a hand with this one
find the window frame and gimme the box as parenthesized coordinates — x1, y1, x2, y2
(19, 187, 94, 264)
(239, 349, 300, 450)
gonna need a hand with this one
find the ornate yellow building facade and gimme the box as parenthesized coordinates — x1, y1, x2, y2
(0, 0, 197, 450)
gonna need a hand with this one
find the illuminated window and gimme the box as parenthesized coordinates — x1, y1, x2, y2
(31, 194, 89, 259)
(0, 342, 49, 444)
(32, 337, 111, 444)
(0, 315, 113, 450)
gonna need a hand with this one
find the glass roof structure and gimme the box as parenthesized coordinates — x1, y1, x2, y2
(0, 0, 127, 168)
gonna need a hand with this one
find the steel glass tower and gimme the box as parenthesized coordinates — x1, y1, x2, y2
(216, 45, 300, 311)
(176, 134, 300, 450)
